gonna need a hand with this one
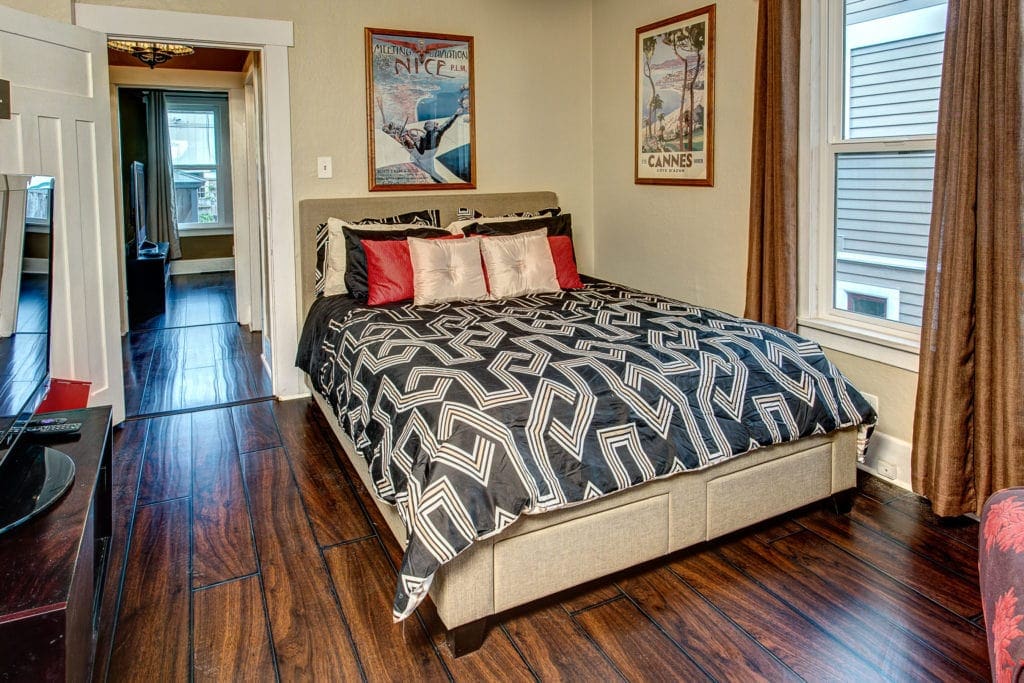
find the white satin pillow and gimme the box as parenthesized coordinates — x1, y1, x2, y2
(322, 217, 424, 296)
(408, 236, 488, 305)
(479, 228, 559, 299)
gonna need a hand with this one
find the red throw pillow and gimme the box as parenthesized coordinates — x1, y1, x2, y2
(547, 235, 583, 289)
(364, 235, 461, 305)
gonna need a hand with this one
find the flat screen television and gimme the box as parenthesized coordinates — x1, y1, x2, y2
(126, 160, 155, 259)
(0, 173, 74, 535)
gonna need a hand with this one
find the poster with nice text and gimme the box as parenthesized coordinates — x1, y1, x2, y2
(635, 6, 715, 186)
(365, 28, 476, 191)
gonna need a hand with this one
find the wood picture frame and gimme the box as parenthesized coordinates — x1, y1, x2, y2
(635, 5, 715, 186)
(365, 28, 476, 192)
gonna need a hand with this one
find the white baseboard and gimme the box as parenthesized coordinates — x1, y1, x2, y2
(277, 391, 311, 401)
(169, 257, 235, 275)
(858, 431, 913, 492)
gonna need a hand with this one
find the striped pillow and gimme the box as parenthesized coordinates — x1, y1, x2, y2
(313, 209, 441, 297)
(314, 222, 329, 297)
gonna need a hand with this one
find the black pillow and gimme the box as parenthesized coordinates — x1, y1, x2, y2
(356, 209, 440, 227)
(342, 226, 451, 301)
(471, 207, 561, 219)
(464, 213, 573, 239)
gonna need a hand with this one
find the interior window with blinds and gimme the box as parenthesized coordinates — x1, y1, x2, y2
(831, 0, 946, 326)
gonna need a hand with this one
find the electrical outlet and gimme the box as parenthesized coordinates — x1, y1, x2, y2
(877, 460, 897, 480)
(317, 156, 333, 179)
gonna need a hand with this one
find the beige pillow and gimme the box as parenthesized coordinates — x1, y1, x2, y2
(407, 236, 489, 306)
(322, 217, 424, 296)
(479, 228, 559, 299)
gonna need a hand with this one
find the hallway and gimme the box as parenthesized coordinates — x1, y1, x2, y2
(122, 272, 271, 417)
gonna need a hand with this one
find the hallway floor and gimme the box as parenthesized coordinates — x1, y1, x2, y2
(122, 272, 271, 418)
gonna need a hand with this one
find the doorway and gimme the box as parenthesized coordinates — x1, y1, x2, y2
(110, 47, 272, 417)
(74, 3, 305, 409)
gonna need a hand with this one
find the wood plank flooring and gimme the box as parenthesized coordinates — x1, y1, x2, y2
(97, 395, 990, 681)
(122, 272, 271, 417)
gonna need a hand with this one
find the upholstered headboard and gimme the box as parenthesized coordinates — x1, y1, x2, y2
(297, 191, 559, 312)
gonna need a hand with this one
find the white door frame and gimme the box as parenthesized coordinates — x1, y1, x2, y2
(74, 3, 306, 400)
(243, 61, 266, 333)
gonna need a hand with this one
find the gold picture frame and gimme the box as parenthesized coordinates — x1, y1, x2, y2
(635, 5, 715, 186)
(365, 28, 477, 191)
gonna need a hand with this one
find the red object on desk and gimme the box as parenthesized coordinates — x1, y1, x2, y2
(36, 379, 91, 414)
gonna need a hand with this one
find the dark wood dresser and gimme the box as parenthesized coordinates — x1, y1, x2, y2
(126, 241, 170, 325)
(0, 407, 113, 681)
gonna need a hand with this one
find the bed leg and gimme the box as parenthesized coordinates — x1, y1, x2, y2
(831, 488, 856, 515)
(446, 618, 487, 657)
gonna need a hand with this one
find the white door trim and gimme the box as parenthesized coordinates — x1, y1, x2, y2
(74, 4, 305, 399)
(73, 4, 293, 46)
(228, 86, 252, 326)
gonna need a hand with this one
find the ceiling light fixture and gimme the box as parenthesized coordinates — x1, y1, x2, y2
(107, 40, 195, 68)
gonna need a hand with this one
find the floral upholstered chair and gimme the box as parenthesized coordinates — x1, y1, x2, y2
(981, 487, 1024, 682)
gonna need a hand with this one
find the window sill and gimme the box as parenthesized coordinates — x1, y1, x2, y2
(178, 225, 233, 237)
(797, 316, 919, 372)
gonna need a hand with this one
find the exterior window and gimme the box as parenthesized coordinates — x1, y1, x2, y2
(835, 280, 900, 321)
(166, 94, 232, 231)
(849, 293, 887, 318)
(805, 0, 946, 337)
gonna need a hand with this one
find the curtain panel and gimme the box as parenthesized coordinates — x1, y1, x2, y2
(743, 0, 801, 331)
(146, 90, 182, 260)
(911, 0, 1023, 517)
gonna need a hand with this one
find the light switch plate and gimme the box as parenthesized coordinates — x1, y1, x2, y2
(317, 156, 332, 179)
(0, 80, 10, 120)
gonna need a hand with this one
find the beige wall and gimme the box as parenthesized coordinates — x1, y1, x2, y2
(180, 234, 233, 260)
(826, 350, 918, 442)
(4, 0, 70, 21)
(69, 0, 596, 273)
(590, 0, 918, 451)
(591, 0, 757, 316)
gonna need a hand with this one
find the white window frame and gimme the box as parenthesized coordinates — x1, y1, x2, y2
(166, 93, 233, 234)
(797, 0, 946, 372)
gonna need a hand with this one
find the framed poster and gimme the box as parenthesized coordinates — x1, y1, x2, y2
(635, 5, 715, 186)
(365, 28, 476, 191)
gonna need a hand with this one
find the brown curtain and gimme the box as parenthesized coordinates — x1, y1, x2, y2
(912, 0, 1023, 517)
(744, 0, 800, 331)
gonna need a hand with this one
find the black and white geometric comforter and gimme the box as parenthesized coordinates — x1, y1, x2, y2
(296, 280, 876, 621)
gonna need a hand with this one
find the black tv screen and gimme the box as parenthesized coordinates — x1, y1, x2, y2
(128, 160, 149, 258)
(0, 174, 53, 468)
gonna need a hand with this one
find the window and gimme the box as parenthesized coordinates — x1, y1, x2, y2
(835, 280, 900, 321)
(166, 93, 232, 231)
(801, 0, 947, 365)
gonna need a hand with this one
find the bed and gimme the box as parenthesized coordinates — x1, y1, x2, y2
(296, 191, 874, 655)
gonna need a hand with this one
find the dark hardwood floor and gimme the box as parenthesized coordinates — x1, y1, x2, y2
(122, 272, 271, 418)
(94, 393, 989, 681)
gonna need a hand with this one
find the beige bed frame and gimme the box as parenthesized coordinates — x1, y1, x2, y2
(297, 193, 858, 655)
